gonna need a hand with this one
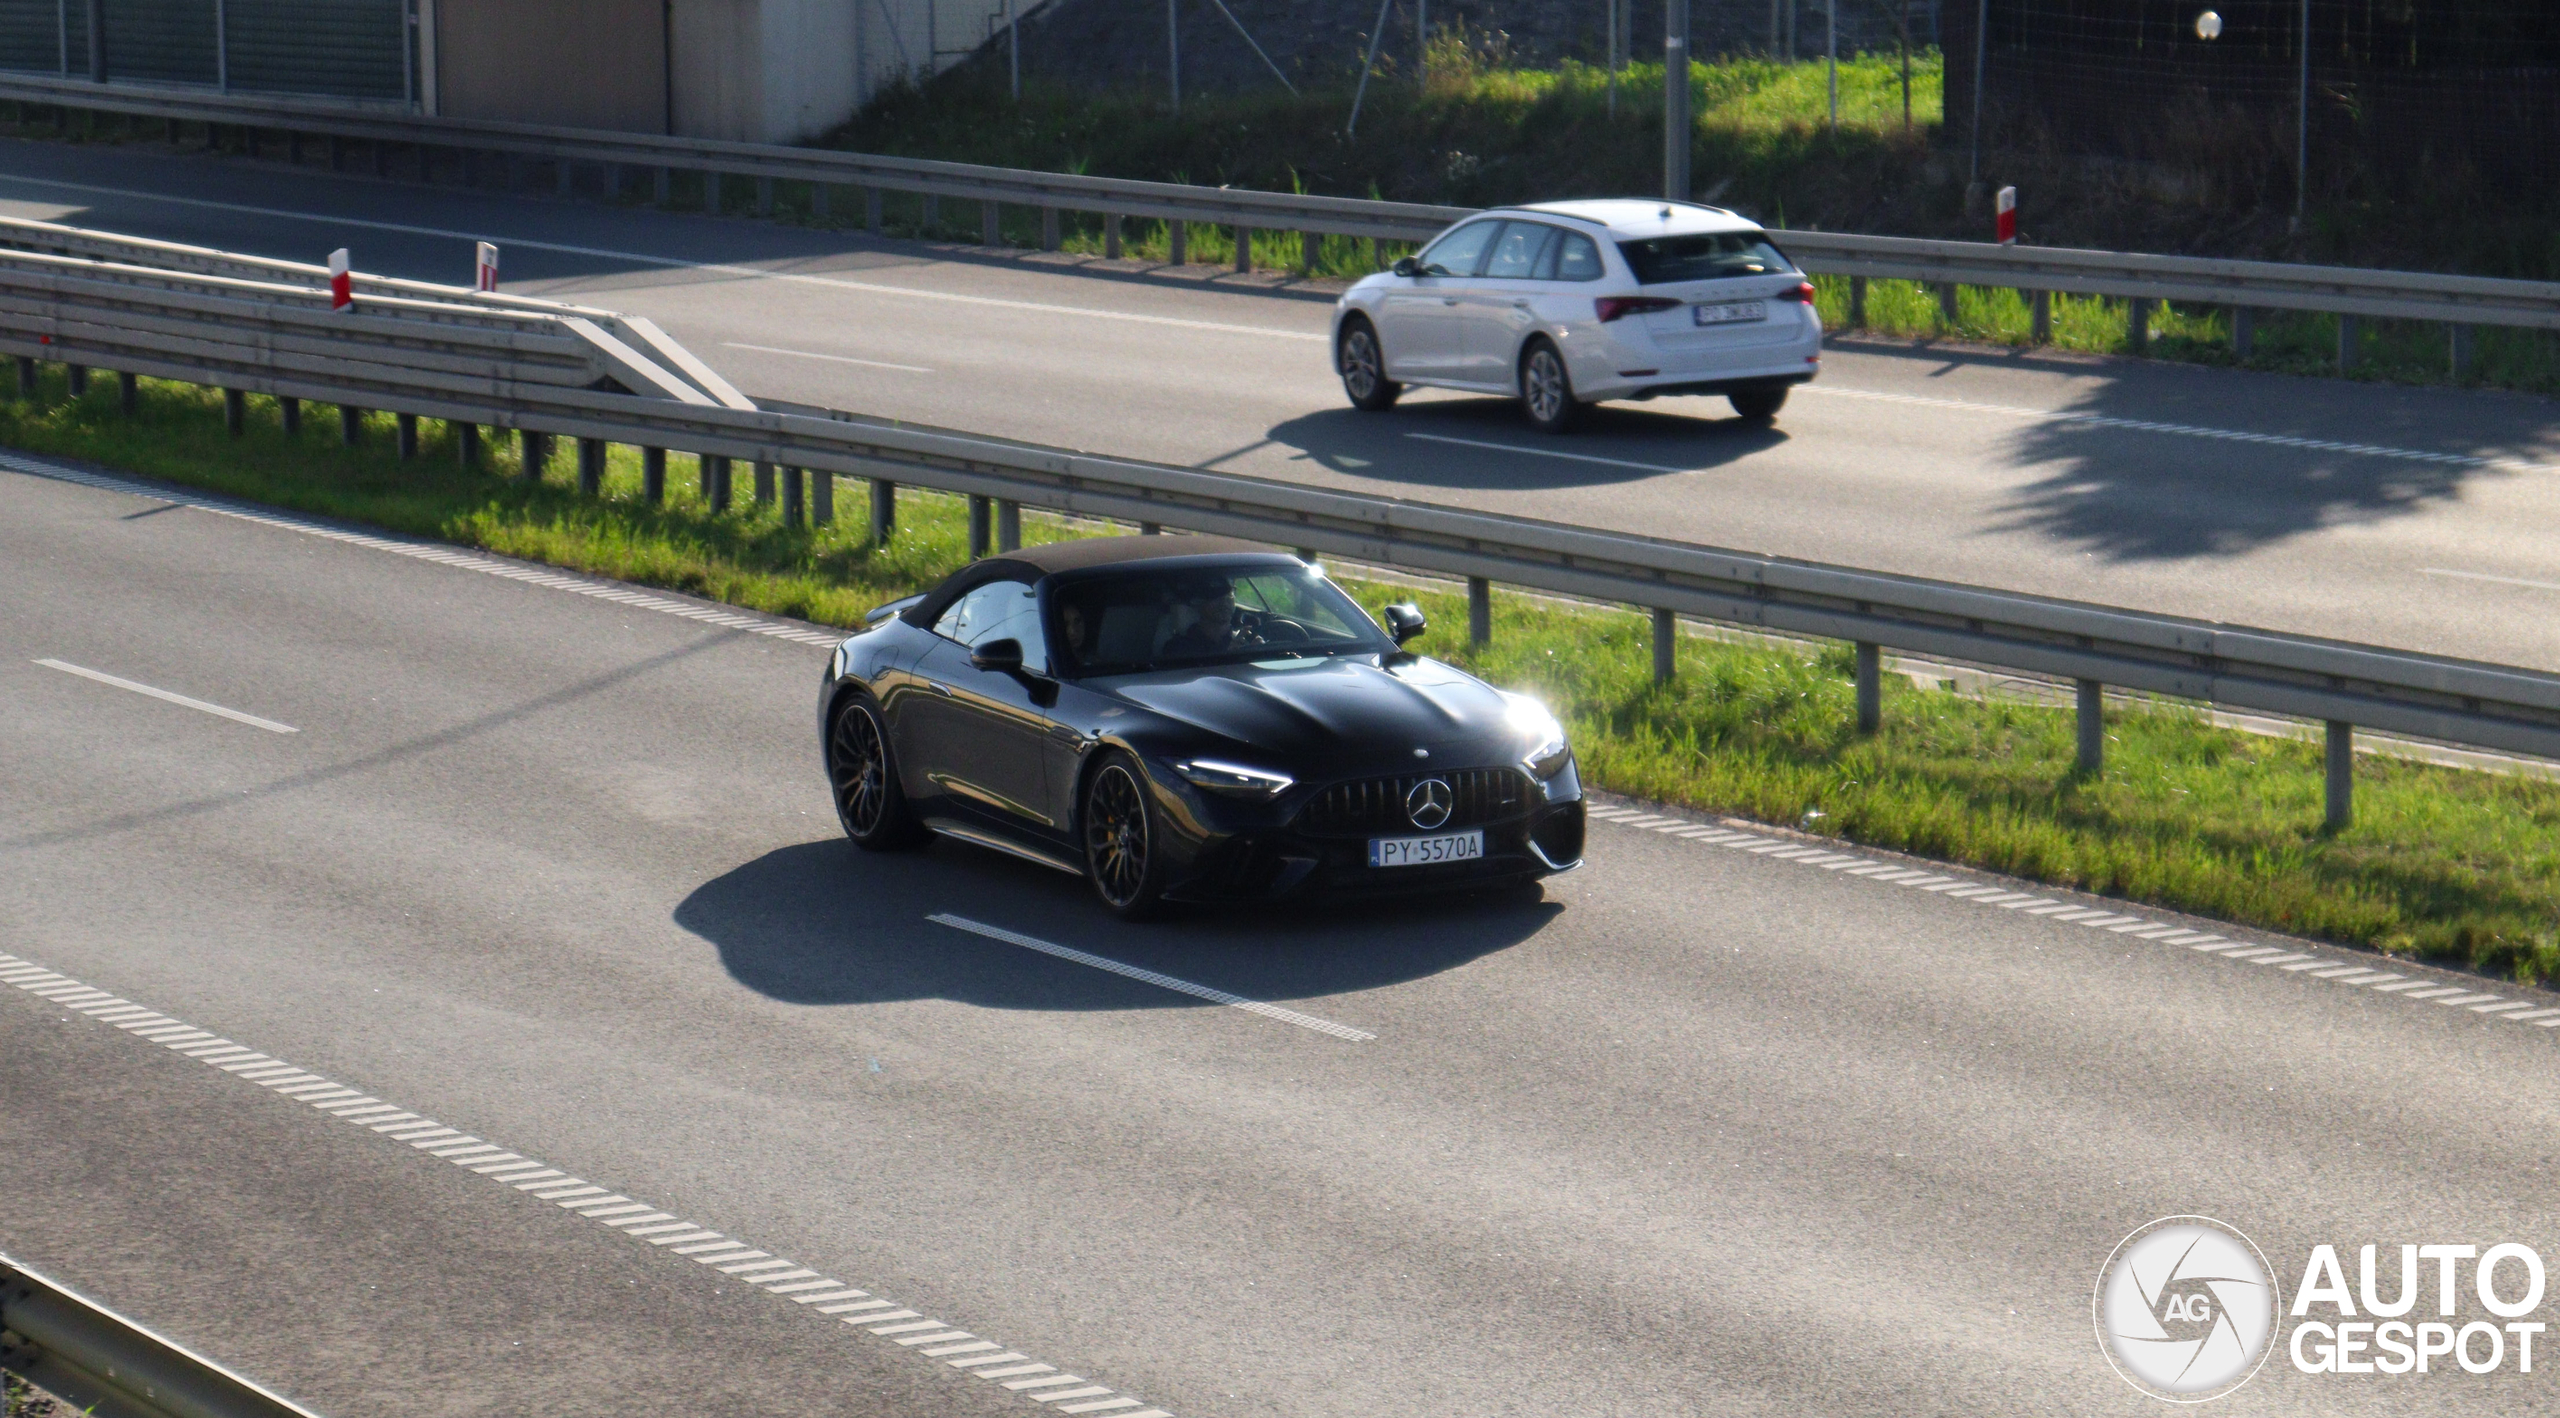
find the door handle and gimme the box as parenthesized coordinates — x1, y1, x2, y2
(928, 682, 953, 697)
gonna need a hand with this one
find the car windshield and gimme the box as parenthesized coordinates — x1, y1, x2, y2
(1617, 231, 1797, 284)
(1050, 564, 1393, 675)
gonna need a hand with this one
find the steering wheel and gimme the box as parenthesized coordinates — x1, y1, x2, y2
(1255, 617, 1312, 645)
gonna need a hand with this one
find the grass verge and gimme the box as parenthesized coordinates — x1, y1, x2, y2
(15, 371, 2560, 983)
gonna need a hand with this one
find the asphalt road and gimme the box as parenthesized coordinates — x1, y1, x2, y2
(6, 453, 2557, 1416)
(3, 137, 2558, 671)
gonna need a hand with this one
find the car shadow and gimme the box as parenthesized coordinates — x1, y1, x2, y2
(676, 837, 1557, 1014)
(1264, 396, 1790, 492)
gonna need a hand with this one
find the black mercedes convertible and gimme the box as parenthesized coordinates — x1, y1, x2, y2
(817, 535, 1586, 917)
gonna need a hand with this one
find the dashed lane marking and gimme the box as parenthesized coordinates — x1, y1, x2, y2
(1804, 385, 2560, 474)
(722, 341, 935, 374)
(0, 452, 845, 649)
(0, 949, 1179, 1418)
(33, 658, 299, 733)
(1579, 800, 2549, 1029)
(928, 914, 1376, 1042)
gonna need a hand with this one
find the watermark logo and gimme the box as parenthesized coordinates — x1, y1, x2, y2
(2095, 1216, 2282, 1402)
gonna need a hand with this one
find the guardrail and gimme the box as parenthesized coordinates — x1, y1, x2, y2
(9, 220, 2558, 834)
(0, 71, 2547, 377)
(1, 1254, 324, 1418)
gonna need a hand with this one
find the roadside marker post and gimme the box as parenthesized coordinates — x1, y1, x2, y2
(475, 241, 499, 292)
(1996, 186, 2017, 245)
(327, 247, 352, 311)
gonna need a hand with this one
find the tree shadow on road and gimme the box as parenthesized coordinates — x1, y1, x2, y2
(676, 837, 1556, 1014)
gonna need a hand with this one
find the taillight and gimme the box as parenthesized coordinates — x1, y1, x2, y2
(1776, 281, 1817, 304)
(1595, 296, 1681, 323)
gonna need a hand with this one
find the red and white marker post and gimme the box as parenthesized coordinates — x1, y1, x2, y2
(475, 241, 499, 293)
(1995, 186, 2018, 246)
(328, 247, 353, 311)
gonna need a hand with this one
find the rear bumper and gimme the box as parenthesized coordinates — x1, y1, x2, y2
(1623, 369, 1816, 402)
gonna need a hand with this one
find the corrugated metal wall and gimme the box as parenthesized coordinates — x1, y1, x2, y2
(0, 0, 408, 102)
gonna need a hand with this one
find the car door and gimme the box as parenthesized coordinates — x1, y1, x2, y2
(1376, 218, 1500, 382)
(1460, 221, 1561, 387)
(903, 579, 1060, 838)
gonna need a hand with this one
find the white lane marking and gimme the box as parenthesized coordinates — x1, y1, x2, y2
(1405, 433, 1695, 474)
(1806, 385, 2560, 474)
(0, 948, 1178, 1418)
(1, 454, 845, 649)
(33, 658, 299, 733)
(929, 913, 1376, 1042)
(1586, 799, 2557, 1032)
(723, 341, 935, 373)
(2422, 568, 2560, 594)
(0, 171, 1325, 343)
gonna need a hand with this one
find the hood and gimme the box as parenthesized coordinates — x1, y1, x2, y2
(1109, 654, 1520, 764)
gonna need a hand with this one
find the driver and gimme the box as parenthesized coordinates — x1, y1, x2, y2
(1160, 575, 1257, 656)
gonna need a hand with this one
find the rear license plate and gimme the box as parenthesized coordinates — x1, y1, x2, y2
(1368, 830, 1486, 868)
(1693, 300, 1768, 326)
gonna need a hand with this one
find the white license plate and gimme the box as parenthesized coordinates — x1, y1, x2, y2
(1368, 829, 1485, 868)
(1693, 300, 1767, 326)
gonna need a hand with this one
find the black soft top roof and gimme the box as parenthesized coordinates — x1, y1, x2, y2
(992, 533, 1291, 576)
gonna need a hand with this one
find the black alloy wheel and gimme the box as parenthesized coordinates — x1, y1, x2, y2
(1338, 317, 1402, 411)
(1083, 754, 1166, 918)
(1729, 385, 1789, 420)
(829, 697, 924, 850)
(1520, 338, 1580, 433)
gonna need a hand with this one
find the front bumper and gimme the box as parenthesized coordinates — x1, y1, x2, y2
(1163, 796, 1586, 904)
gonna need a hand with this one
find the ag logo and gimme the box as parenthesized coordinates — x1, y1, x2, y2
(1405, 777, 1453, 829)
(2095, 1217, 2280, 1402)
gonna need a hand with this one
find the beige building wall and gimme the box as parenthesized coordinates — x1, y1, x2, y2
(436, 0, 670, 132)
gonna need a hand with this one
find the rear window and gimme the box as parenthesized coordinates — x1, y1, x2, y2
(1617, 231, 1797, 285)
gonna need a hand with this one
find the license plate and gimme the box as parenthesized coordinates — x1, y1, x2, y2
(1368, 829, 1485, 868)
(1693, 300, 1767, 326)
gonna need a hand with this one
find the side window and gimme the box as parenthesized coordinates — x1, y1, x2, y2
(1550, 232, 1604, 282)
(1416, 220, 1499, 277)
(932, 581, 1049, 673)
(1484, 222, 1558, 279)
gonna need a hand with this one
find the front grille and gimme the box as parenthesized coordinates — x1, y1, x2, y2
(1295, 768, 1534, 837)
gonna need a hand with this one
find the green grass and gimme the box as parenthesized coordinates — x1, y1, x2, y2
(16, 370, 2560, 984)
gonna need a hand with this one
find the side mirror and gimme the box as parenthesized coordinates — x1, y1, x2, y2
(969, 637, 1024, 672)
(1381, 603, 1426, 646)
(1391, 256, 1422, 278)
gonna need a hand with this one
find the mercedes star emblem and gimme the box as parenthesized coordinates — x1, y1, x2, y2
(1406, 777, 1454, 830)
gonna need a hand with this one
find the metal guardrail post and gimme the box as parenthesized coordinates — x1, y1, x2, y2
(2127, 298, 2153, 356)
(755, 176, 773, 216)
(1467, 577, 1491, 647)
(278, 396, 298, 436)
(782, 464, 804, 527)
(968, 494, 991, 558)
(1299, 230, 1317, 275)
(1169, 220, 1187, 266)
(2231, 306, 2254, 357)
(117, 370, 137, 415)
(864, 187, 882, 231)
(921, 194, 939, 232)
(752, 460, 774, 504)
(1847, 275, 1866, 329)
(811, 185, 829, 220)
(65, 364, 85, 397)
(455, 422, 477, 466)
(338, 404, 362, 445)
(2030, 289, 2051, 344)
(641, 446, 665, 503)
(1651, 610, 1676, 685)
(981, 201, 1000, 246)
(1042, 206, 1060, 251)
(1936, 282, 1959, 328)
(1104, 213, 1122, 259)
(1855, 642, 1881, 734)
(2451, 324, 2475, 380)
(577, 437, 605, 494)
(996, 499, 1022, 552)
(869, 478, 895, 542)
(702, 454, 730, 511)
(2338, 316, 2361, 372)
(520, 429, 546, 482)
(2075, 679, 2105, 776)
(396, 412, 418, 460)
(225, 388, 244, 434)
(2326, 722, 2354, 831)
(1235, 226, 1252, 273)
(811, 467, 832, 525)
(17, 356, 35, 399)
(1140, 522, 1161, 535)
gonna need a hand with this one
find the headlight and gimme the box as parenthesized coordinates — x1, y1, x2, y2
(1503, 692, 1574, 779)
(1172, 758, 1296, 797)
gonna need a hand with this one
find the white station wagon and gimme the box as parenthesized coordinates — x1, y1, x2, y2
(1331, 199, 1823, 433)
